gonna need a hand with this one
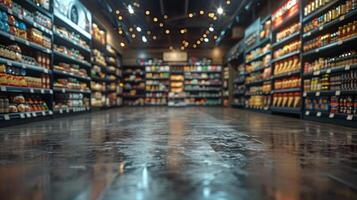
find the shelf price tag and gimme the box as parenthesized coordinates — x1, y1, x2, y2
(1, 86, 7, 92)
(345, 65, 351, 71)
(25, 41, 30, 46)
(20, 113, 25, 119)
(347, 115, 353, 121)
(30, 88, 34, 93)
(315, 92, 320, 97)
(329, 113, 334, 118)
(316, 112, 322, 117)
(335, 90, 341, 96)
(66, 109, 70, 113)
(6, 61, 12, 66)
(339, 15, 345, 21)
(49, 90, 53, 94)
(42, 111, 46, 116)
(326, 69, 331, 74)
(338, 41, 343, 45)
(303, 92, 307, 97)
(305, 111, 310, 116)
(59, 109, 63, 114)
(26, 113, 31, 118)
(49, 111, 53, 115)
(319, 26, 324, 31)
(32, 112, 37, 117)
(313, 71, 320, 76)
(41, 89, 45, 94)
(4, 114, 10, 121)
(7, 8, 13, 15)
(9, 35, 15, 41)
(44, 69, 49, 73)
(21, 64, 26, 69)
(62, 88, 66, 93)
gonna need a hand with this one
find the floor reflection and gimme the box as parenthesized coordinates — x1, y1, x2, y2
(0, 107, 356, 200)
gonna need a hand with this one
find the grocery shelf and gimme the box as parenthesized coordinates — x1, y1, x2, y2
(0, 57, 51, 74)
(91, 77, 110, 82)
(54, 107, 90, 115)
(302, 36, 357, 57)
(0, 110, 53, 121)
(246, 51, 271, 64)
(302, 0, 340, 23)
(53, 88, 91, 94)
(53, 51, 91, 68)
(185, 71, 222, 73)
(246, 107, 271, 114)
(304, 90, 357, 97)
(272, 12, 299, 31)
(272, 70, 300, 79)
(246, 37, 270, 53)
(303, 64, 357, 78)
(272, 32, 300, 49)
(54, 32, 91, 53)
(272, 88, 300, 93)
(0, 86, 53, 94)
(54, 14, 92, 40)
(246, 80, 264, 86)
(304, 112, 357, 128)
(53, 70, 91, 81)
(249, 65, 270, 74)
(23, 0, 52, 17)
(271, 107, 300, 115)
(271, 51, 300, 63)
(0, 30, 52, 54)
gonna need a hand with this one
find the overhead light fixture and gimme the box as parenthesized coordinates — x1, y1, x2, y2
(188, 13, 194, 18)
(226, 0, 231, 5)
(118, 16, 123, 20)
(214, 35, 218, 39)
(116, 10, 120, 14)
(165, 29, 170, 34)
(180, 29, 187, 34)
(217, 7, 224, 15)
(145, 10, 150, 15)
(199, 10, 204, 15)
(197, 40, 201, 45)
(169, 46, 173, 50)
(120, 42, 125, 47)
(153, 35, 157, 40)
(164, 15, 168, 19)
(204, 38, 209, 43)
(193, 44, 197, 48)
(118, 29, 123, 34)
(159, 23, 164, 27)
(203, 34, 207, 38)
(142, 35, 147, 43)
(181, 46, 185, 50)
(200, 37, 204, 41)
(136, 27, 142, 32)
(147, 31, 151, 35)
(213, 16, 218, 20)
(128, 4, 134, 14)
(131, 34, 136, 38)
(129, 27, 133, 32)
(153, 17, 158, 22)
(209, 27, 214, 32)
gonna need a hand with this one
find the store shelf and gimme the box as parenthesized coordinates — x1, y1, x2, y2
(124, 80, 145, 83)
(272, 32, 300, 49)
(304, 112, 357, 127)
(23, 0, 52, 17)
(272, 88, 300, 93)
(303, 64, 357, 78)
(185, 71, 222, 73)
(54, 107, 90, 115)
(273, 70, 300, 79)
(53, 51, 91, 68)
(91, 77, 110, 82)
(246, 37, 270, 53)
(53, 88, 91, 94)
(123, 95, 146, 98)
(246, 107, 271, 113)
(271, 51, 300, 63)
(187, 96, 221, 98)
(0, 57, 51, 74)
(302, 0, 340, 23)
(271, 107, 300, 115)
(246, 51, 271, 64)
(0, 86, 52, 94)
(304, 90, 357, 97)
(272, 12, 299, 31)
(54, 14, 91, 40)
(146, 77, 170, 80)
(249, 66, 270, 74)
(0, 30, 52, 54)
(53, 70, 91, 81)
(302, 36, 357, 57)
(0, 110, 53, 121)
(246, 80, 264, 86)
(54, 32, 90, 53)
(185, 88, 221, 92)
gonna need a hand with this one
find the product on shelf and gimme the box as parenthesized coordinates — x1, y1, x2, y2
(184, 65, 221, 72)
(0, 94, 49, 114)
(274, 56, 300, 75)
(273, 40, 301, 58)
(92, 49, 107, 66)
(305, 95, 357, 116)
(274, 76, 301, 90)
(276, 23, 300, 42)
(260, 19, 272, 40)
(246, 43, 271, 62)
(146, 65, 170, 72)
(54, 63, 88, 77)
(92, 23, 106, 45)
(54, 93, 89, 111)
(54, 26, 90, 49)
(304, 70, 357, 92)
(54, 78, 89, 91)
(54, 45, 88, 63)
(272, 92, 301, 108)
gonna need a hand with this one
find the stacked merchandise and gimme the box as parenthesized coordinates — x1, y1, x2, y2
(91, 22, 108, 108)
(271, 0, 301, 114)
(168, 66, 186, 107)
(244, 17, 272, 111)
(53, 8, 92, 114)
(184, 65, 222, 106)
(54, 93, 90, 113)
(302, 0, 357, 123)
(145, 65, 169, 106)
(0, 0, 53, 120)
(106, 45, 122, 107)
(123, 66, 145, 106)
(223, 64, 229, 106)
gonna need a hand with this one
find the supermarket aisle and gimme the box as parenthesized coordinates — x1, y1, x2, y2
(0, 108, 356, 200)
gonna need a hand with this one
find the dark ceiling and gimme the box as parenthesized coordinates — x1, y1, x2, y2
(97, 0, 263, 50)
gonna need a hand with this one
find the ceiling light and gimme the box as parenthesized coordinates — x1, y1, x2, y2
(209, 27, 214, 32)
(180, 29, 186, 34)
(131, 34, 136, 38)
(213, 16, 218, 20)
(129, 27, 133, 32)
(118, 29, 123, 34)
(188, 13, 194, 18)
(145, 10, 150, 15)
(203, 34, 207, 38)
(193, 44, 197, 48)
(159, 23, 164, 27)
(165, 29, 170, 34)
(120, 42, 125, 47)
(197, 40, 201, 44)
(142, 35, 147, 43)
(217, 7, 224, 15)
(204, 38, 209, 43)
(164, 15, 168, 19)
(169, 46, 173, 50)
(147, 31, 151, 35)
(181, 46, 185, 50)
(128, 5, 134, 14)
(136, 27, 142, 32)
(208, 12, 215, 18)
(214, 35, 218, 39)
(118, 16, 123, 20)
(153, 35, 157, 40)
(227, 0, 231, 5)
(116, 10, 120, 14)
(200, 10, 204, 15)
(153, 17, 158, 22)
(200, 37, 204, 41)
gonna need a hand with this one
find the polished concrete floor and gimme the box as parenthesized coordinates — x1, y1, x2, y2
(0, 107, 356, 200)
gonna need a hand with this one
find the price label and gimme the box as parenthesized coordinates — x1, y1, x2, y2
(44, 69, 48, 73)
(59, 110, 63, 114)
(339, 15, 345, 21)
(313, 71, 320, 76)
(18, 15, 23, 20)
(305, 111, 310, 116)
(345, 65, 351, 71)
(338, 41, 343, 45)
(326, 69, 331, 74)
(62, 88, 66, 93)
(25, 41, 30, 46)
(0, 86, 6, 92)
(317, 112, 322, 117)
(335, 90, 341, 96)
(4, 114, 10, 121)
(319, 26, 324, 31)
(32, 112, 37, 117)
(20, 113, 25, 119)
(26, 113, 31, 118)
(30, 88, 34, 93)
(347, 115, 353, 121)
(21, 64, 26, 69)
(315, 49, 319, 53)
(33, 22, 37, 28)
(66, 109, 70, 113)
(6, 61, 12, 66)
(42, 111, 46, 116)
(329, 113, 335, 118)
(10, 35, 15, 41)
(49, 90, 53, 94)
(303, 92, 307, 97)
(49, 111, 53, 115)
(315, 92, 320, 97)
(41, 89, 45, 94)
(46, 49, 51, 54)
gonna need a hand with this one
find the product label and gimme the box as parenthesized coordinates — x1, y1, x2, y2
(329, 113, 334, 118)
(25, 41, 30, 46)
(20, 113, 25, 119)
(49, 90, 53, 94)
(42, 111, 46, 116)
(315, 92, 320, 97)
(303, 92, 307, 97)
(32, 112, 37, 117)
(59, 110, 63, 114)
(49, 111, 53, 115)
(9, 35, 15, 41)
(62, 88, 66, 93)
(30, 88, 34, 93)
(305, 111, 310, 116)
(335, 91, 341, 96)
(4, 114, 10, 121)
(41, 89, 45, 94)
(326, 69, 331, 74)
(313, 71, 320, 76)
(339, 15, 345, 21)
(347, 115, 353, 121)
(26, 113, 31, 118)
(1, 86, 7, 92)
(338, 41, 343, 45)
(316, 112, 322, 117)
(6, 61, 12, 66)
(345, 65, 351, 71)
(21, 64, 26, 69)
(44, 69, 49, 73)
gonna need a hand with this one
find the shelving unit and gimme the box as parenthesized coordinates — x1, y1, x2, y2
(184, 65, 222, 106)
(270, 0, 301, 116)
(301, 0, 357, 126)
(168, 65, 186, 107)
(123, 65, 146, 106)
(106, 45, 123, 107)
(145, 65, 170, 106)
(222, 64, 229, 106)
(243, 17, 273, 112)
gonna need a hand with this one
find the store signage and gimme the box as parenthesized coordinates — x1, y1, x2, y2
(163, 51, 188, 62)
(54, 0, 92, 38)
(272, 0, 299, 28)
(244, 18, 260, 49)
